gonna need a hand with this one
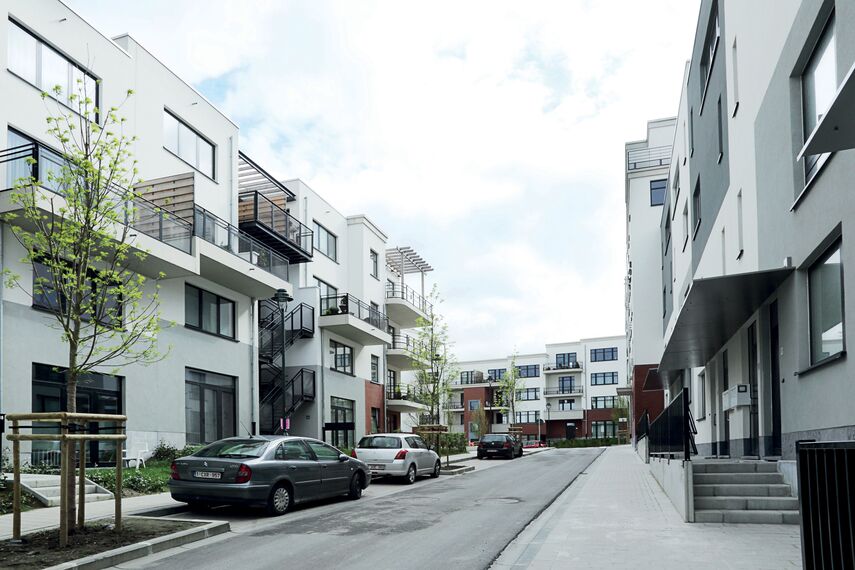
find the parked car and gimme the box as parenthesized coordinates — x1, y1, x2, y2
(168, 436, 370, 516)
(477, 434, 523, 459)
(353, 433, 441, 483)
(523, 440, 547, 449)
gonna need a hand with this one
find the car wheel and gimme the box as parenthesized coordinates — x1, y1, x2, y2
(404, 463, 417, 485)
(349, 473, 364, 500)
(266, 483, 291, 516)
(430, 460, 441, 478)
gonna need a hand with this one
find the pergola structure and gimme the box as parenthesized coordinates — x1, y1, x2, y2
(385, 246, 434, 296)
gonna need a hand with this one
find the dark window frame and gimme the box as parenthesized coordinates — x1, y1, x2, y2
(590, 347, 618, 362)
(184, 368, 237, 445)
(807, 238, 845, 366)
(516, 364, 540, 378)
(185, 283, 236, 340)
(370, 249, 379, 279)
(555, 353, 577, 367)
(313, 221, 338, 262)
(371, 354, 380, 383)
(591, 372, 619, 386)
(162, 109, 217, 181)
(650, 179, 667, 206)
(330, 339, 354, 375)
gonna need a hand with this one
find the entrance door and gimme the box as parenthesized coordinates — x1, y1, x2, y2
(769, 302, 782, 456)
(721, 351, 730, 456)
(747, 323, 760, 457)
(565, 422, 576, 440)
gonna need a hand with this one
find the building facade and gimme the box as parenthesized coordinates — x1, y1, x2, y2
(451, 336, 627, 443)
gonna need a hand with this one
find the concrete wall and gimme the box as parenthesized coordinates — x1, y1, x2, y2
(648, 457, 694, 522)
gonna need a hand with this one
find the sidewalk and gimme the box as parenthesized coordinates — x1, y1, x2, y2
(493, 445, 802, 569)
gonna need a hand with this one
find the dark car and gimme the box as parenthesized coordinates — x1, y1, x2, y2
(168, 436, 370, 515)
(477, 434, 523, 459)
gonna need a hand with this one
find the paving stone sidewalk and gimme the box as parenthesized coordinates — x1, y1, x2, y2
(493, 445, 803, 569)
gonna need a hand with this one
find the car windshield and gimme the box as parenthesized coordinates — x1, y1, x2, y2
(195, 440, 269, 458)
(481, 435, 506, 442)
(358, 436, 402, 449)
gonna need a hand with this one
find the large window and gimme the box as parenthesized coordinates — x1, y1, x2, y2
(515, 388, 540, 401)
(370, 407, 380, 433)
(313, 221, 337, 261)
(487, 368, 506, 380)
(163, 111, 215, 179)
(592, 420, 617, 439)
(699, 2, 720, 97)
(185, 368, 236, 445)
(555, 353, 577, 368)
(809, 240, 844, 364)
(591, 372, 619, 386)
(7, 20, 99, 112)
(591, 396, 617, 409)
(460, 371, 480, 384)
(387, 369, 397, 386)
(468, 400, 480, 411)
(185, 284, 235, 339)
(516, 364, 540, 378)
(371, 355, 380, 383)
(329, 397, 355, 449)
(558, 376, 577, 393)
(330, 340, 353, 374)
(692, 179, 701, 237)
(315, 277, 338, 299)
(590, 347, 618, 362)
(514, 411, 540, 424)
(558, 399, 575, 411)
(370, 250, 379, 278)
(802, 13, 836, 183)
(32, 258, 122, 327)
(650, 179, 667, 206)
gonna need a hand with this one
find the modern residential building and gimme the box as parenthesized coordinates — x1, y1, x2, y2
(629, 0, 855, 466)
(0, 0, 435, 464)
(451, 336, 627, 443)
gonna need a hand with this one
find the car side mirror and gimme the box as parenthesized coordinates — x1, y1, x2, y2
(338, 454, 349, 462)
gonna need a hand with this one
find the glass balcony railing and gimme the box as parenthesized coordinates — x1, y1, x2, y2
(237, 190, 313, 259)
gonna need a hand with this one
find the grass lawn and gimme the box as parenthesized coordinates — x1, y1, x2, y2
(87, 460, 173, 496)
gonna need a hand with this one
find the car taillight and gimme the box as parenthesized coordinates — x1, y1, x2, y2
(350, 449, 358, 458)
(503, 442, 511, 448)
(170, 461, 180, 480)
(235, 463, 252, 483)
(394, 449, 408, 460)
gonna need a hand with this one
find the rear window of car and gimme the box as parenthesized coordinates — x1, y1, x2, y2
(358, 436, 402, 449)
(481, 435, 506, 442)
(195, 440, 269, 458)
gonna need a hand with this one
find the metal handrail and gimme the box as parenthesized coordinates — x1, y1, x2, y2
(391, 333, 424, 353)
(194, 205, 289, 280)
(320, 293, 389, 331)
(544, 362, 582, 371)
(647, 388, 696, 460)
(238, 190, 313, 256)
(386, 282, 433, 315)
(543, 387, 583, 395)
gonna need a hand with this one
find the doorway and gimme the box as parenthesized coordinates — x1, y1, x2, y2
(747, 323, 760, 457)
(721, 350, 730, 457)
(565, 422, 576, 440)
(769, 302, 782, 456)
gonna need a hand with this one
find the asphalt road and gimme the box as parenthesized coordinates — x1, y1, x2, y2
(131, 448, 603, 570)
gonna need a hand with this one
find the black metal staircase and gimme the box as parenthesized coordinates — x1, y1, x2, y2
(258, 299, 315, 435)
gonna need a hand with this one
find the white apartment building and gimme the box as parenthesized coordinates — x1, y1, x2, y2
(451, 336, 627, 443)
(0, 0, 434, 464)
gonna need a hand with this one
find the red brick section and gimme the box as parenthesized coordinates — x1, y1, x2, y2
(631, 363, 664, 440)
(364, 380, 385, 435)
(461, 387, 488, 437)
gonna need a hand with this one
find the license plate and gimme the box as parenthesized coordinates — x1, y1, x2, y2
(369, 464, 385, 470)
(487, 450, 497, 453)
(194, 471, 221, 479)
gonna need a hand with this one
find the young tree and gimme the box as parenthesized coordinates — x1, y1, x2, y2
(4, 81, 167, 530)
(612, 395, 630, 443)
(498, 353, 522, 429)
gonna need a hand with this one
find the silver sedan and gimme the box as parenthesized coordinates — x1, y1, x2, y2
(353, 433, 441, 483)
(168, 436, 370, 515)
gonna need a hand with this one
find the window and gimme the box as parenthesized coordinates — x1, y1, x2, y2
(7, 20, 99, 112)
(516, 365, 540, 378)
(370, 250, 379, 278)
(558, 376, 577, 393)
(692, 179, 701, 237)
(689, 107, 695, 156)
(802, 12, 836, 183)
(487, 368, 506, 380)
(591, 372, 619, 386)
(370, 407, 381, 433)
(650, 179, 667, 206)
(313, 221, 338, 261)
(699, 2, 720, 98)
(460, 371, 475, 384)
(276, 440, 313, 461)
(590, 347, 618, 362)
(514, 411, 540, 424)
(716, 96, 724, 162)
(163, 111, 215, 179)
(315, 277, 338, 300)
(468, 399, 480, 411)
(515, 388, 540, 401)
(592, 396, 617, 409)
(32, 258, 123, 327)
(308, 439, 343, 460)
(185, 368, 236, 445)
(185, 284, 235, 339)
(731, 38, 740, 115)
(555, 353, 577, 368)
(330, 340, 353, 374)
(697, 371, 706, 420)
(387, 369, 397, 386)
(664, 216, 672, 253)
(737, 190, 744, 257)
(809, 240, 844, 364)
(591, 421, 617, 439)
(558, 399, 574, 411)
(673, 166, 681, 206)
(329, 397, 355, 449)
(370, 355, 380, 383)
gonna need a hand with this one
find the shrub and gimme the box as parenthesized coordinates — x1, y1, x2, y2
(550, 437, 619, 448)
(438, 432, 467, 455)
(151, 440, 180, 462)
(177, 444, 202, 458)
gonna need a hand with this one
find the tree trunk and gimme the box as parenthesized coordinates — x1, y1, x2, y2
(66, 363, 78, 531)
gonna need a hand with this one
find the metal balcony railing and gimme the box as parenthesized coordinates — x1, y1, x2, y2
(386, 282, 432, 315)
(648, 388, 697, 460)
(544, 387, 583, 396)
(386, 384, 422, 402)
(1, 142, 193, 253)
(237, 190, 313, 257)
(194, 205, 289, 280)
(320, 293, 389, 331)
(544, 362, 582, 371)
(626, 145, 672, 171)
(391, 334, 424, 354)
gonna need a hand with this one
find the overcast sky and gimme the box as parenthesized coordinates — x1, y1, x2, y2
(67, 0, 700, 360)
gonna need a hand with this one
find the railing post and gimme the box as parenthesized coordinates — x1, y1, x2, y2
(78, 438, 86, 529)
(12, 419, 21, 541)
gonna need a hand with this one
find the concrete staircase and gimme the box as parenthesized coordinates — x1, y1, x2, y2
(693, 461, 800, 524)
(10, 473, 113, 507)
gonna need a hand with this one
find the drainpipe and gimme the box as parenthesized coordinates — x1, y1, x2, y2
(249, 298, 257, 435)
(228, 136, 235, 225)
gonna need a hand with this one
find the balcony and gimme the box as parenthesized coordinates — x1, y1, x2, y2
(543, 362, 583, 374)
(548, 409, 584, 421)
(544, 387, 583, 397)
(194, 205, 292, 297)
(386, 385, 428, 413)
(319, 293, 391, 346)
(385, 282, 431, 328)
(447, 400, 464, 412)
(387, 334, 427, 370)
(238, 190, 313, 264)
(626, 145, 671, 171)
(452, 371, 490, 387)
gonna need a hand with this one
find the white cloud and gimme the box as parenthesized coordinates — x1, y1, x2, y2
(67, 0, 700, 359)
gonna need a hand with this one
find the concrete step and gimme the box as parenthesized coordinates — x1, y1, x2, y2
(693, 483, 793, 497)
(44, 492, 113, 507)
(693, 472, 784, 485)
(693, 462, 779, 474)
(695, 496, 800, 511)
(695, 509, 801, 524)
(37, 484, 99, 497)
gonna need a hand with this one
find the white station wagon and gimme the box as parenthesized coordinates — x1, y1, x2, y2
(353, 433, 441, 483)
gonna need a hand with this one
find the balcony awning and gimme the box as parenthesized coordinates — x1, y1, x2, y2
(659, 267, 793, 374)
(238, 152, 295, 200)
(641, 368, 663, 392)
(798, 59, 855, 159)
(386, 246, 433, 275)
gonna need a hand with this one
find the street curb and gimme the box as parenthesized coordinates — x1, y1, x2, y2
(440, 465, 475, 476)
(131, 504, 189, 518)
(446, 446, 554, 464)
(43, 516, 230, 570)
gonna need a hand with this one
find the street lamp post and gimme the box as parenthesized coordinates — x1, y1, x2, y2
(274, 289, 292, 435)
